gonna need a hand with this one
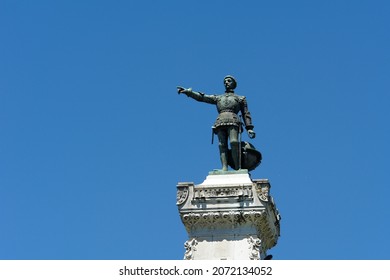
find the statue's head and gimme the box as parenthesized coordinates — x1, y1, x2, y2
(224, 75, 237, 91)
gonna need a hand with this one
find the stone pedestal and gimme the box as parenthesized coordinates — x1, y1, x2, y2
(177, 170, 281, 260)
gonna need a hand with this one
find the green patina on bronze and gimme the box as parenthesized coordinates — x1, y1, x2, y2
(177, 75, 261, 171)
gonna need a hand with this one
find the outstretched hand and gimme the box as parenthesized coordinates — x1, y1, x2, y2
(177, 86, 192, 95)
(177, 86, 185, 94)
(248, 130, 256, 139)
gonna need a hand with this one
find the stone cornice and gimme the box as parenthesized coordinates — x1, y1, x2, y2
(180, 209, 278, 250)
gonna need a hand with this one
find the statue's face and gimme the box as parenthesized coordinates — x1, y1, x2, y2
(224, 77, 235, 90)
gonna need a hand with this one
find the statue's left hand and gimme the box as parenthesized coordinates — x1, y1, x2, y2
(248, 130, 256, 139)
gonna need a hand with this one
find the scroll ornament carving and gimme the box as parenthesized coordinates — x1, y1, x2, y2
(184, 238, 198, 260)
(222, 211, 241, 224)
(181, 210, 278, 251)
(257, 185, 270, 202)
(181, 210, 267, 230)
(182, 213, 201, 227)
(181, 211, 234, 230)
(242, 210, 265, 225)
(201, 212, 221, 226)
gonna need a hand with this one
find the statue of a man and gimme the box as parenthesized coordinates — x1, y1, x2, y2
(177, 75, 256, 171)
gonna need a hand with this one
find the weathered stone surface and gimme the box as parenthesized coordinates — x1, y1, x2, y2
(177, 170, 281, 260)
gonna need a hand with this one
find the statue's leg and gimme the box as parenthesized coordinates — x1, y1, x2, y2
(229, 126, 240, 170)
(217, 129, 229, 171)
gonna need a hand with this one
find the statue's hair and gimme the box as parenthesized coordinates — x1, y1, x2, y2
(224, 75, 237, 89)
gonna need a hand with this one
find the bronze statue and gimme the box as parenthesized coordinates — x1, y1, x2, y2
(177, 75, 260, 171)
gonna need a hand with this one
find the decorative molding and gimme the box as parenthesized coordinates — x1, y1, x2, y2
(181, 210, 266, 230)
(221, 210, 242, 224)
(180, 208, 278, 251)
(242, 210, 265, 224)
(182, 212, 201, 228)
(183, 238, 198, 260)
(201, 212, 221, 227)
(193, 185, 253, 201)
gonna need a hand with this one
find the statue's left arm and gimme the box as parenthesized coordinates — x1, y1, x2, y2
(240, 97, 256, 139)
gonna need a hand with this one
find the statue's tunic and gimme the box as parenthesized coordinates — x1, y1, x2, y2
(185, 91, 254, 132)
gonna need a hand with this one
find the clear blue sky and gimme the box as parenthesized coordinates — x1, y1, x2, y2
(1, 0, 389, 260)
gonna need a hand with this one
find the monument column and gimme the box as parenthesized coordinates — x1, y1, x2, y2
(177, 170, 280, 260)
(176, 75, 281, 260)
